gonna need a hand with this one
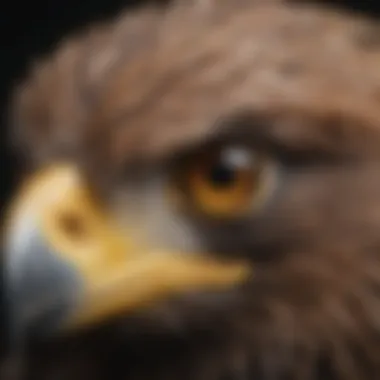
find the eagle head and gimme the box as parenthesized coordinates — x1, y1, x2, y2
(3, 1, 380, 379)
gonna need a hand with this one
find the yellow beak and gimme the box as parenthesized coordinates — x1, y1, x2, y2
(3, 164, 251, 339)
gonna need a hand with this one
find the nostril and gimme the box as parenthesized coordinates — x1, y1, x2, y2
(58, 213, 87, 241)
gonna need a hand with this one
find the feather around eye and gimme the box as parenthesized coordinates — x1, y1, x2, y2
(169, 145, 278, 219)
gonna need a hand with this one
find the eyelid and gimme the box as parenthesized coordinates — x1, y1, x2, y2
(191, 111, 350, 168)
(169, 142, 281, 221)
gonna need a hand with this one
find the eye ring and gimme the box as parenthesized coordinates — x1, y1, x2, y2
(170, 144, 278, 219)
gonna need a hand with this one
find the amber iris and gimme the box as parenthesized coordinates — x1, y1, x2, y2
(177, 145, 270, 218)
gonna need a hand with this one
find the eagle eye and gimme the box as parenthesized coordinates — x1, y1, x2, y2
(171, 145, 277, 219)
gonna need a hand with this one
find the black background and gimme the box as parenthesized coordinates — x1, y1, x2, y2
(0, 0, 380, 356)
(0, 0, 142, 212)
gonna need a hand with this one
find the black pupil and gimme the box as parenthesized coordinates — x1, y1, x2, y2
(208, 161, 236, 188)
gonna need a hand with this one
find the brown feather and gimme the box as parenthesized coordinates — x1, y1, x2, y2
(7, 0, 380, 379)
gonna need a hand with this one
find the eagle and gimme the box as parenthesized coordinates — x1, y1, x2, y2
(3, 0, 380, 379)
